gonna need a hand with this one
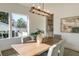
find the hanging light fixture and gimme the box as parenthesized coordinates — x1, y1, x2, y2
(30, 3, 52, 17)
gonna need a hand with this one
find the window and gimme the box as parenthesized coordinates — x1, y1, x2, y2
(0, 12, 29, 39)
(0, 11, 9, 39)
(12, 13, 29, 37)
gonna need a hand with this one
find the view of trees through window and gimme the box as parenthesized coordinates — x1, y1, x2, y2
(17, 18, 26, 28)
(0, 12, 8, 24)
(12, 13, 28, 37)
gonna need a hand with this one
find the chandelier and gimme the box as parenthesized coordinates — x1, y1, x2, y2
(30, 3, 52, 17)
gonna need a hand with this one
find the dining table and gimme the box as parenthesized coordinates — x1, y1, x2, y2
(11, 37, 60, 56)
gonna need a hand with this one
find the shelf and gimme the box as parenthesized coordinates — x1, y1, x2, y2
(46, 14, 53, 36)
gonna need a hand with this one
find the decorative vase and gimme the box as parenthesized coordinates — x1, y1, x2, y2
(36, 33, 44, 44)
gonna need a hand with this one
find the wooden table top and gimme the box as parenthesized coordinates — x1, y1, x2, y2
(11, 37, 61, 56)
(11, 43, 50, 56)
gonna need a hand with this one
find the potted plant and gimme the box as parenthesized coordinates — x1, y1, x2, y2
(30, 28, 44, 43)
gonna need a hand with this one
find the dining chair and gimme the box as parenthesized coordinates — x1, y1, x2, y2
(40, 39, 64, 56)
(47, 39, 64, 56)
(53, 34, 62, 40)
(57, 40, 64, 56)
(47, 44, 58, 56)
(21, 36, 35, 43)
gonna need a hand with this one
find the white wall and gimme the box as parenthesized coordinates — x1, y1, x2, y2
(29, 13, 46, 33)
(45, 3, 79, 51)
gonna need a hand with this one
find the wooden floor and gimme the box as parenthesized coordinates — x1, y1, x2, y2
(2, 48, 18, 56)
(1, 48, 79, 56)
(64, 48, 79, 56)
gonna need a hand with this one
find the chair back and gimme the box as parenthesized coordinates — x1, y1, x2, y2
(54, 34, 62, 40)
(57, 40, 64, 56)
(47, 40, 64, 56)
(23, 36, 32, 43)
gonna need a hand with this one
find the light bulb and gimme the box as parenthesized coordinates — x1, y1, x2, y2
(47, 10, 49, 13)
(44, 9, 46, 11)
(37, 6, 41, 9)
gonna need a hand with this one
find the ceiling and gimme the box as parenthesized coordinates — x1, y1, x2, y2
(19, 3, 79, 15)
(19, 3, 54, 13)
(20, 3, 33, 7)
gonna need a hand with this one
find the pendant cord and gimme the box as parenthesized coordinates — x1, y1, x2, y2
(42, 3, 44, 10)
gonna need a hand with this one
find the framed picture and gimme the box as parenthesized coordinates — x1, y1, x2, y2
(61, 16, 79, 33)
